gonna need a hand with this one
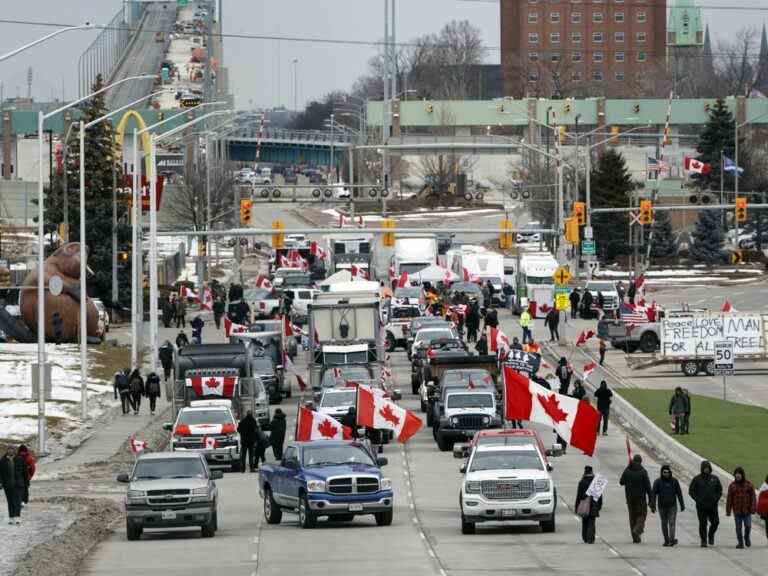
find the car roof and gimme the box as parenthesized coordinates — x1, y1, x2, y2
(136, 451, 203, 461)
(180, 406, 231, 413)
(475, 444, 538, 453)
(292, 440, 366, 449)
(477, 428, 538, 438)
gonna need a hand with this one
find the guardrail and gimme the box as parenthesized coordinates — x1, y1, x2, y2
(226, 127, 355, 144)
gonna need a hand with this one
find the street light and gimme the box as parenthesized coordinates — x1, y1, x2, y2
(34, 73, 154, 451)
(292, 58, 299, 112)
(0, 23, 96, 63)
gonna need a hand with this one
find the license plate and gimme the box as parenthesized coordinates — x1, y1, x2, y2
(348, 503, 364, 512)
(464, 430, 475, 437)
(502, 509, 518, 518)
(161, 510, 177, 520)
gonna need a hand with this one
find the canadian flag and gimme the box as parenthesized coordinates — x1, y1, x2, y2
(684, 156, 711, 175)
(181, 285, 212, 310)
(223, 316, 247, 338)
(397, 271, 410, 288)
(296, 406, 352, 441)
(186, 376, 238, 398)
(721, 298, 735, 313)
(503, 366, 600, 456)
(575, 330, 595, 347)
(582, 362, 596, 381)
(356, 384, 423, 443)
(283, 315, 294, 337)
(203, 436, 218, 450)
(254, 275, 273, 290)
(295, 373, 307, 392)
(130, 436, 148, 454)
(351, 264, 369, 280)
(339, 214, 364, 228)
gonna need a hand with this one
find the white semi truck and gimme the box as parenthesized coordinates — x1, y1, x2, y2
(393, 235, 437, 277)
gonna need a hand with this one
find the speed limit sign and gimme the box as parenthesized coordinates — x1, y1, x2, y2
(713, 341, 735, 375)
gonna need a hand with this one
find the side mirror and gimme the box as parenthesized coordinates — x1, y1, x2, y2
(459, 463, 467, 474)
(162, 422, 173, 431)
(210, 470, 224, 480)
(391, 389, 402, 401)
(376, 456, 388, 467)
(116, 473, 130, 483)
(303, 400, 315, 410)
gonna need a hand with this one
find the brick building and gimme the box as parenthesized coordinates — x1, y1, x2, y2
(501, 0, 667, 98)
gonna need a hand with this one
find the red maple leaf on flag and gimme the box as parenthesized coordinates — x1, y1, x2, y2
(317, 419, 339, 438)
(537, 393, 569, 423)
(204, 377, 219, 390)
(379, 404, 401, 427)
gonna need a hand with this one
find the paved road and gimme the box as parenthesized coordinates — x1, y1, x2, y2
(650, 279, 768, 312)
(105, 3, 177, 110)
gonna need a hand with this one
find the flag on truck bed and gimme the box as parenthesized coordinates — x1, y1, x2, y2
(619, 302, 650, 325)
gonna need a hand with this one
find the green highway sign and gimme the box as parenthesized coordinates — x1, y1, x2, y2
(582, 240, 596, 255)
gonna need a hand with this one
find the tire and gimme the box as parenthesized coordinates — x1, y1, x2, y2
(201, 512, 217, 538)
(375, 509, 393, 526)
(681, 361, 699, 377)
(298, 494, 316, 529)
(437, 430, 453, 452)
(639, 332, 658, 353)
(540, 513, 556, 533)
(264, 488, 283, 525)
(334, 514, 354, 522)
(461, 515, 476, 535)
(126, 523, 142, 541)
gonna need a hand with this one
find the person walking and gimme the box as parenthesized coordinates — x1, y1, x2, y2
(475, 333, 489, 355)
(576, 465, 602, 544)
(267, 408, 287, 459)
(594, 380, 613, 435)
(176, 330, 190, 349)
(689, 460, 723, 547)
(569, 289, 581, 319)
(128, 369, 144, 415)
(237, 410, 258, 472)
(114, 370, 131, 415)
(669, 387, 687, 435)
(544, 308, 560, 342)
(598, 338, 607, 366)
(255, 421, 271, 465)
(159, 341, 174, 382)
(466, 303, 480, 343)
(161, 296, 173, 328)
(571, 379, 587, 401)
(620, 454, 653, 543)
(726, 467, 757, 548)
(616, 281, 626, 303)
(682, 389, 691, 434)
(651, 464, 685, 546)
(580, 290, 593, 319)
(145, 372, 162, 415)
(191, 315, 204, 344)
(556, 357, 572, 395)
(757, 475, 768, 542)
(0, 446, 25, 524)
(15, 445, 36, 505)
(627, 281, 636, 305)
(175, 296, 186, 328)
(519, 308, 532, 344)
(212, 297, 225, 330)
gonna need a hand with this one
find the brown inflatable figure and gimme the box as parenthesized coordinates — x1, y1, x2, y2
(19, 242, 99, 341)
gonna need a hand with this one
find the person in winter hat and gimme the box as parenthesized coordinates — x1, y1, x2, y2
(128, 369, 144, 416)
(114, 370, 131, 415)
(669, 387, 687, 435)
(726, 467, 757, 548)
(237, 410, 259, 472)
(757, 475, 768, 542)
(176, 330, 190, 349)
(266, 408, 287, 459)
(619, 454, 653, 543)
(191, 315, 204, 344)
(556, 357, 572, 396)
(651, 464, 685, 546)
(145, 372, 162, 415)
(0, 446, 26, 524)
(158, 341, 174, 381)
(15, 445, 36, 505)
(594, 380, 613, 436)
(575, 465, 602, 544)
(689, 460, 723, 547)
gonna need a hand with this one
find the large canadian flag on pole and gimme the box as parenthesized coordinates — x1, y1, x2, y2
(684, 156, 711, 175)
(296, 406, 352, 441)
(356, 384, 423, 443)
(503, 366, 600, 456)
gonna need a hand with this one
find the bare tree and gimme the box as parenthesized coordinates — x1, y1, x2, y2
(163, 170, 234, 235)
(716, 28, 760, 97)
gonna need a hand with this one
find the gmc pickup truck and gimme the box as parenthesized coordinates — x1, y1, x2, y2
(258, 441, 393, 529)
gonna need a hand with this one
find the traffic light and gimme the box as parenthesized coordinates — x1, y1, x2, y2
(239, 199, 252, 225)
(663, 127, 672, 146)
(118, 251, 130, 262)
(271, 219, 285, 249)
(382, 218, 396, 247)
(633, 103, 641, 114)
(564, 217, 580, 245)
(558, 125, 567, 145)
(499, 219, 514, 250)
(610, 125, 620, 145)
(563, 102, 571, 114)
(735, 196, 747, 223)
(639, 200, 653, 225)
(425, 102, 434, 114)
(573, 201, 586, 226)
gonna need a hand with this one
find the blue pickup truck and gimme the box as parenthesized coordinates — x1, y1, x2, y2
(258, 440, 394, 528)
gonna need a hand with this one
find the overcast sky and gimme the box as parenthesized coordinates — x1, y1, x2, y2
(0, 1, 766, 109)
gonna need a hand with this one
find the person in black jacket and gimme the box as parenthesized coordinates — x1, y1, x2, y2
(544, 308, 560, 341)
(237, 411, 259, 472)
(145, 372, 162, 415)
(569, 289, 581, 319)
(556, 358, 572, 395)
(190, 315, 204, 344)
(475, 333, 489, 355)
(158, 341, 174, 382)
(267, 409, 287, 459)
(594, 380, 613, 435)
(176, 330, 190, 349)
(619, 454, 653, 543)
(581, 290, 594, 319)
(575, 465, 602, 544)
(212, 298, 225, 330)
(465, 304, 480, 343)
(128, 369, 144, 415)
(689, 460, 723, 547)
(571, 379, 587, 400)
(114, 370, 131, 415)
(652, 464, 685, 546)
(0, 446, 26, 524)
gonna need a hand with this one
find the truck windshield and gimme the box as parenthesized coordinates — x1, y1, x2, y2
(133, 458, 206, 480)
(320, 390, 357, 408)
(587, 282, 615, 292)
(443, 371, 492, 386)
(392, 306, 421, 319)
(526, 275, 552, 285)
(447, 393, 494, 409)
(244, 288, 272, 300)
(321, 366, 370, 387)
(417, 329, 455, 344)
(323, 351, 368, 364)
(303, 444, 376, 467)
(470, 450, 543, 472)
(399, 263, 430, 275)
(178, 410, 233, 425)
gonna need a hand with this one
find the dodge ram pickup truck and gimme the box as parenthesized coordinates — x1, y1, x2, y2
(259, 440, 393, 528)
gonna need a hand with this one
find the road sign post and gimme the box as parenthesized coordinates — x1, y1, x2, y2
(713, 340, 734, 400)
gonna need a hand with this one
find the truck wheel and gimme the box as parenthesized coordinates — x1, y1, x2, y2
(540, 513, 556, 533)
(126, 523, 142, 541)
(437, 431, 453, 452)
(461, 515, 476, 535)
(639, 332, 658, 353)
(374, 509, 393, 526)
(680, 361, 699, 377)
(298, 494, 316, 529)
(201, 512, 217, 538)
(264, 488, 283, 525)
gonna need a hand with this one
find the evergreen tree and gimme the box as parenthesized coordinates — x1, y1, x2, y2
(695, 98, 736, 191)
(648, 209, 677, 258)
(689, 209, 725, 264)
(590, 149, 633, 262)
(44, 75, 131, 307)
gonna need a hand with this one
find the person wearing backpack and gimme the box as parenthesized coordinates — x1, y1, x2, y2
(556, 357, 572, 395)
(128, 369, 145, 416)
(575, 465, 602, 544)
(145, 372, 162, 416)
(113, 370, 131, 415)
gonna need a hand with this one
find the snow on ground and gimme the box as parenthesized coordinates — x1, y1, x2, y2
(596, 268, 763, 278)
(320, 207, 503, 222)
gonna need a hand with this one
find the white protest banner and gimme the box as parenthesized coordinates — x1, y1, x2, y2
(661, 313, 765, 359)
(586, 473, 608, 501)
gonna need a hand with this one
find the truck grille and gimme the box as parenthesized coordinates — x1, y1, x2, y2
(147, 489, 191, 507)
(456, 414, 487, 429)
(327, 476, 379, 494)
(175, 436, 236, 449)
(481, 479, 534, 500)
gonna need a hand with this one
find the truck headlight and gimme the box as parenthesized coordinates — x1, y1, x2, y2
(191, 486, 213, 502)
(534, 479, 550, 492)
(464, 481, 482, 494)
(482, 416, 490, 425)
(306, 479, 326, 493)
(127, 490, 145, 503)
(451, 417, 459, 426)
(380, 478, 392, 490)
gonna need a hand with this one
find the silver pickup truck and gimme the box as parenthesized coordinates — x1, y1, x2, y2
(117, 452, 222, 541)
